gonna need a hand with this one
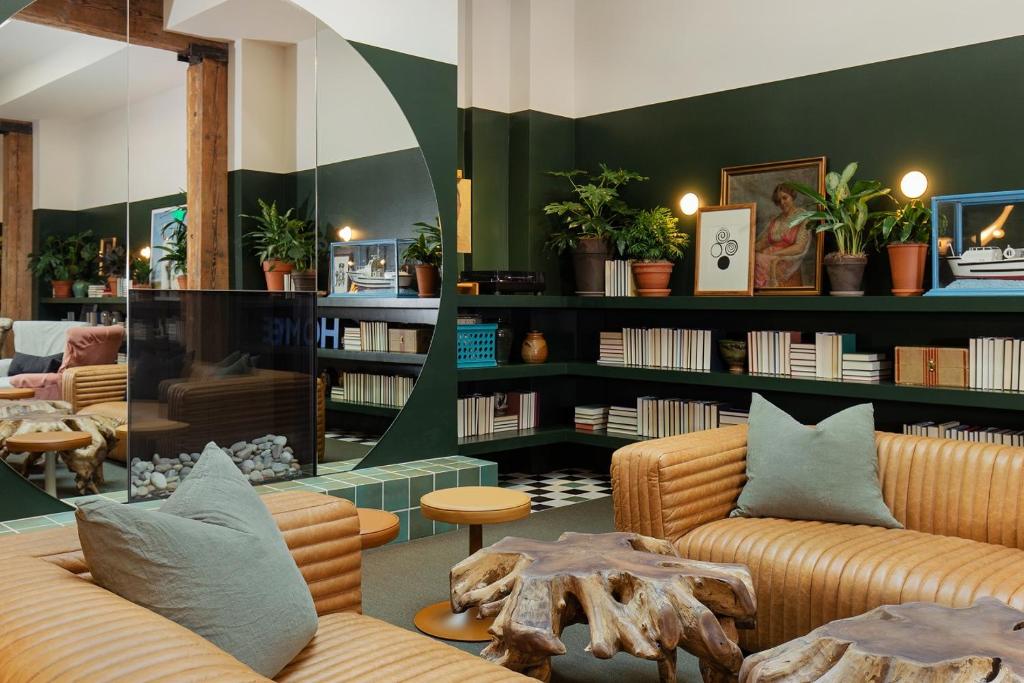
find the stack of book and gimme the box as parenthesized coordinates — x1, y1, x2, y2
(574, 405, 609, 432)
(358, 321, 389, 352)
(747, 330, 800, 375)
(903, 420, 1024, 445)
(456, 390, 539, 438)
(598, 331, 624, 366)
(968, 337, 1023, 391)
(621, 328, 716, 371)
(604, 260, 636, 296)
(607, 406, 638, 436)
(87, 284, 106, 298)
(493, 414, 519, 433)
(343, 327, 361, 352)
(718, 407, 750, 426)
(789, 343, 816, 378)
(338, 372, 414, 407)
(636, 397, 721, 438)
(815, 332, 856, 380)
(842, 352, 891, 383)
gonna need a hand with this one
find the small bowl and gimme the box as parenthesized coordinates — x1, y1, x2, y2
(718, 339, 748, 375)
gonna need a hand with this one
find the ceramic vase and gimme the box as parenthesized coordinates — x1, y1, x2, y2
(521, 330, 549, 364)
(824, 253, 868, 296)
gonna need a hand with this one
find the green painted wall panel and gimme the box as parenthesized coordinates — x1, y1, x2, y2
(467, 108, 511, 269)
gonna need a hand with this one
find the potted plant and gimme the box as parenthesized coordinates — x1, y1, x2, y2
(872, 199, 932, 296)
(242, 199, 309, 291)
(130, 254, 153, 288)
(544, 164, 647, 296)
(68, 230, 98, 298)
(617, 206, 689, 296)
(28, 231, 97, 298)
(287, 225, 317, 292)
(403, 217, 442, 297)
(102, 243, 127, 293)
(788, 162, 890, 296)
(157, 206, 188, 289)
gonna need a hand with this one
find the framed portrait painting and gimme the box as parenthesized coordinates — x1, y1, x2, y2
(721, 157, 826, 295)
(694, 203, 756, 296)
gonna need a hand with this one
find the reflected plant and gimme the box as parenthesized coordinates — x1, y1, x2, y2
(403, 217, 442, 267)
(242, 199, 312, 269)
(156, 205, 188, 275)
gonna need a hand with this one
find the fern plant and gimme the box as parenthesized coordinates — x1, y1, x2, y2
(156, 205, 188, 275)
(543, 164, 647, 253)
(402, 217, 442, 267)
(241, 199, 311, 268)
(28, 231, 98, 281)
(618, 207, 689, 262)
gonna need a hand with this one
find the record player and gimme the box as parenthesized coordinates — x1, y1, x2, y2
(459, 271, 546, 295)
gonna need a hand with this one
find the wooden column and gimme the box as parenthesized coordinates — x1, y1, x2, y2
(1, 131, 34, 354)
(185, 55, 229, 290)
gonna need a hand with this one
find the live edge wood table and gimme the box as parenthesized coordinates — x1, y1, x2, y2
(450, 531, 757, 683)
(740, 598, 1024, 682)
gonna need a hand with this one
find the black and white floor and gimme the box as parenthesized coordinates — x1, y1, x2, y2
(498, 468, 613, 512)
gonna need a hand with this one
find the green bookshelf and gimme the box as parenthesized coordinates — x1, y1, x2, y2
(458, 362, 570, 381)
(40, 297, 127, 305)
(326, 400, 401, 417)
(457, 426, 646, 456)
(318, 348, 427, 365)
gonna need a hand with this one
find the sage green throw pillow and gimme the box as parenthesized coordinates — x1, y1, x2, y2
(76, 442, 317, 677)
(732, 394, 901, 528)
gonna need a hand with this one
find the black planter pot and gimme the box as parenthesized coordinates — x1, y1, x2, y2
(572, 237, 612, 296)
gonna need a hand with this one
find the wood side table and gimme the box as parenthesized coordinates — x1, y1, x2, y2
(5, 431, 92, 496)
(0, 388, 36, 400)
(357, 508, 400, 549)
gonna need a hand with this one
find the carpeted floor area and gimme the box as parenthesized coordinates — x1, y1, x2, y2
(362, 496, 704, 682)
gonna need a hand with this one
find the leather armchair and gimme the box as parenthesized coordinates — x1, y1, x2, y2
(10, 325, 123, 401)
(612, 426, 1024, 652)
(0, 491, 524, 682)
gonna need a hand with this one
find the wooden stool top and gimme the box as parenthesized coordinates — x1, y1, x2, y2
(78, 401, 127, 420)
(0, 388, 36, 400)
(6, 431, 92, 452)
(357, 508, 401, 549)
(420, 486, 531, 525)
(130, 418, 189, 435)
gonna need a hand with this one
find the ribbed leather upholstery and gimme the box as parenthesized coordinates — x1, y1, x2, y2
(277, 612, 524, 682)
(61, 364, 128, 412)
(612, 427, 1024, 652)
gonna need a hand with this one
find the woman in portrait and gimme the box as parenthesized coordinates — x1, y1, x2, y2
(754, 183, 812, 288)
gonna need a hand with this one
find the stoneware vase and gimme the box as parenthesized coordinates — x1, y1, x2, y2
(72, 280, 89, 298)
(291, 270, 317, 292)
(887, 243, 929, 296)
(718, 339, 748, 374)
(415, 264, 440, 297)
(572, 237, 612, 296)
(521, 330, 549, 364)
(107, 275, 120, 294)
(176, 274, 188, 290)
(262, 260, 293, 291)
(824, 253, 868, 296)
(51, 280, 72, 298)
(631, 261, 674, 297)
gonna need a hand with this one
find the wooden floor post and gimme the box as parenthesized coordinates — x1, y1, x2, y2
(1, 130, 34, 353)
(185, 54, 229, 290)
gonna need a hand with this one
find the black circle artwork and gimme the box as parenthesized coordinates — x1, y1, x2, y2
(710, 228, 740, 271)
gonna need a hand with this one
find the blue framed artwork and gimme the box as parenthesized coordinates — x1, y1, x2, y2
(150, 205, 185, 290)
(926, 189, 1024, 296)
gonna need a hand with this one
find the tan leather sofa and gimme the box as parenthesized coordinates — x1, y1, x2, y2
(611, 425, 1024, 652)
(0, 491, 524, 682)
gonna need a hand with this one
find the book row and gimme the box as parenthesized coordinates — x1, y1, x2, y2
(331, 372, 414, 408)
(969, 337, 1024, 392)
(604, 260, 637, 297)
(457, 391, 539, 438)
(598, 328, 718, 371)
(575, 401, 749, 438)
(748, 331, 891, 382)
(319, 317, 430, 354)
(903, 420, 1024, 446)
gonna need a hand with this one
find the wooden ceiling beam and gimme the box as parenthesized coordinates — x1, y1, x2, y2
(0, 120, 32, 135)
(15, 0, 227, 55)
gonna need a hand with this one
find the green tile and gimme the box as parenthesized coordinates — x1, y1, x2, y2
(382, 478, 409, 512)
(458, 467, 480, 487)
(342, 474, 378, 485)
(268, 480, 308, 490)
(389, 510, 409, 544)
(435, 470, 457, 491)
(0, 530, 14, 536)
(46, 511, 79, 525)
(300, 477, 340, 488)
(434, 520, 457, 534)
(355, 482, 382, 509)
(403, 468, 432, 477)
(417, 464, 454, 473)
(409, 507, 434, 539)
(365, 471, 403, 482)
(481, 463, 498, 486)
(409, 474, 434, 506)
(357, 467, 388, 478)
(329, 486, 356, 504)
(5, 516, 58, 531)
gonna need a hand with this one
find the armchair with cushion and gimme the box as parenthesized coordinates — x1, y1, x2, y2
(9, 325, 124, 401)
(0, 490, 525, 682)
(0, 320, 86, 386)
(611, 426, 1024, 652)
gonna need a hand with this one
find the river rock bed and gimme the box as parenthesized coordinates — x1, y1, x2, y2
(130, 434, 303, 499)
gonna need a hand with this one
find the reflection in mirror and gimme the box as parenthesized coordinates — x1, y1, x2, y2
(0, 5, 129, 501)
(314, 20, 440, 470)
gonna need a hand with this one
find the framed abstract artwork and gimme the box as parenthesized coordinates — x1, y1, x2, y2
(694, 203, 756, 296)
(721, 156, 826, 295)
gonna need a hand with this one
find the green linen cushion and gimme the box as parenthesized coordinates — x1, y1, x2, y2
(76, 442, 317, 677)
(732, 393, 901, 528)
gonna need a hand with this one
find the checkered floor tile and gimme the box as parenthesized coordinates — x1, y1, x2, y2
(498, 468, 612, 512)
(324, 430, 379, 447)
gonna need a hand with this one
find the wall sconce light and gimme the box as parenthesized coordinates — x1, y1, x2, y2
(140, 246, 152, 259)
(900, 171, 928, 200)
(338, 225, 352, 242)
(679, 193, 700, 216)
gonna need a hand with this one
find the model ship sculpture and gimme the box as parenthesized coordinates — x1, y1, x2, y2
(946, 246, 1024, 280)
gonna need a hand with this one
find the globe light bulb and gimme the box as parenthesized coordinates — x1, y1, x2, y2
(900, 171, 928, 200)
(680, 193, 700, 216)
(140, 246, 152, 259)
(338, 225, 353, 242)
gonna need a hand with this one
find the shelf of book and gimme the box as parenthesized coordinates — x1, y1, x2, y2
(457, 362, 571, 381)
(456, 426, 646, 455)
(318, 296, 440, 309)
(457, 295, 1024, 313)
(318, 349, 427, 365)
(40, 297, 127, 305)
(325, 400, 401, 417)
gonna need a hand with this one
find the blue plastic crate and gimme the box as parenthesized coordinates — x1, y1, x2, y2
(457, 323, 498, 368)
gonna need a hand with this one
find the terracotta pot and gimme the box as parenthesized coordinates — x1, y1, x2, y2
(107, 275, 120, 293)
(176, 274, 188, 290)
(132, 282, 152, 289)
(51, 280, 72, 298)
(414, 264, 440, 298)
(824, 253, 868, 296)
(291, 270, 317, 292)
(572, 237, 612, 296)
(887, 243, 928, 296)
(262, 260, 293, 291)
(521, 330, 549, 364)
(631, 261, 674, 297)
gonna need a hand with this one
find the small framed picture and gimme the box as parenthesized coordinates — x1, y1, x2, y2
(694, 203, 756, 296)
(721, 156, 826, 295)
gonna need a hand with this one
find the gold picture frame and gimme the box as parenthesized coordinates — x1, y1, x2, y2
(694, 203, 756, 296)
(721, 156, 826, 296)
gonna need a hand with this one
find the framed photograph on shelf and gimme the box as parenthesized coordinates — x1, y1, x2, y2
(694, 203, 756, 296)
(721, 156, 826, 295)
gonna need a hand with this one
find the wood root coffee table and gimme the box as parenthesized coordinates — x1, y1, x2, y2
(451, 531, 757, 683)
(740, 598, 1024, 682)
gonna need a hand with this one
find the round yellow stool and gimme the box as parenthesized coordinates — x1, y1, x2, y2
(357, 508, 401, 549)
(413, 486, 531, 641)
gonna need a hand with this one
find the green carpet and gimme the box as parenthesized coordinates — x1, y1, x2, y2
(362, 497, 703, 682)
